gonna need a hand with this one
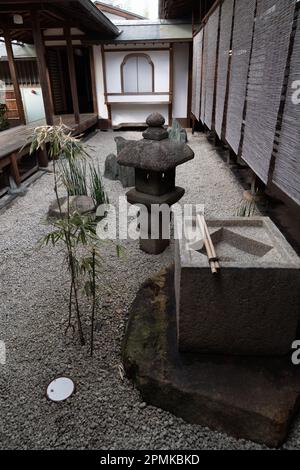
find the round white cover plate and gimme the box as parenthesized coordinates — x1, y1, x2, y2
(46, 377, 75, 402)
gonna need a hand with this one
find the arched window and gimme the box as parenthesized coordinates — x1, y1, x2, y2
(121, 54, 154, 93)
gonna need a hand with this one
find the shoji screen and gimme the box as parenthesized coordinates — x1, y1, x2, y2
(242, 0, 296, 183)
(226, 0, 256, 153)
(273, 9, 300, 205)
(203, 6, 220, 130)
(191, 29, 203, 121)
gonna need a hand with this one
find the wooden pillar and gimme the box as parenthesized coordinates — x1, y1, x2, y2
(10, 153, 21, 186)
(37, 145, 48, 168)
(89, 46, 98, 117)
(31, 11, 54, 125)
(2, 28, 26, 125)
(64, 27, 80, 125)
(168, 44, 174, 127)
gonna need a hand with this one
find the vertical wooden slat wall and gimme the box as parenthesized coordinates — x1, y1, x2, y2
(191, 29, 203, 121)
(225, 0, 256, 154)
(203, 6, 220, 130)
(242, 0, 296, 183)
(215, 0, 235, 138)
(192, 0, 300, 207)
(272, 7, 300, 205)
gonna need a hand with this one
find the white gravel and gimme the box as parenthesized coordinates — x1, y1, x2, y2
(0, 129, 298, 450)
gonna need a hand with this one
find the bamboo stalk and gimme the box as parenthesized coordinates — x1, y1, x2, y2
(200, 215, 220, 270)
(197, 215, 218, 274)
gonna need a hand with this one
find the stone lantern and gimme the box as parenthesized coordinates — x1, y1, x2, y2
(117, 113, 194, 254)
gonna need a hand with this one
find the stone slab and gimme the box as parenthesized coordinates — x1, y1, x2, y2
(123, 265, 300, 448)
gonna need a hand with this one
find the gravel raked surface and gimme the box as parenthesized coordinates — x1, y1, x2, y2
(0, 129, 299, 450)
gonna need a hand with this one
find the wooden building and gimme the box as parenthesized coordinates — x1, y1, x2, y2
(94, 19, 193, 129)
(0, 0, 119, 195)
(95, 1, 145, 21)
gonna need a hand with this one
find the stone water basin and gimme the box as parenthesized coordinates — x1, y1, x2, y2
(175, 217, 300, 356)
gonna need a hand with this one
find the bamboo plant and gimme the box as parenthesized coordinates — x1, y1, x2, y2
(30, 123, 111, 351)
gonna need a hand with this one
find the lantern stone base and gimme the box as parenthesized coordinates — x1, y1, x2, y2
(123, 265, 300, 448)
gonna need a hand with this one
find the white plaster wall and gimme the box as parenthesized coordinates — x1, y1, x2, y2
(105, 50, 170, 93)
(108, 94, 169, 103)
(111, 104, 169, 127)
(172, 43, 190, 119)
(93, 46, 173, 126)
(93, 45, 108, 119)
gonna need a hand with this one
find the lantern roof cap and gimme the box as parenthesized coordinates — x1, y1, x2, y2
(117, 113, 194, 172)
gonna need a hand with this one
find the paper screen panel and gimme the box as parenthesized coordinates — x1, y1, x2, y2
(242, 0, 296, 183)
(191, 29, 203, 120)
(204, 6, 220, 130)
(273, 8, 300, 205)
(215, 0, 234, 138)
(225, 0, 256, 153)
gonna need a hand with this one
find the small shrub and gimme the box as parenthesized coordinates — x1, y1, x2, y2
(59, 158, 88, 196)
(89, 162, 109, 207)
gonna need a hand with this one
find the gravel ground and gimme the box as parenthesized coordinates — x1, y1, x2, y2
(0, 129, 299, 450)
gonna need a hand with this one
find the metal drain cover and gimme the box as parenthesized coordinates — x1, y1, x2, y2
(46, 377, 75, 402)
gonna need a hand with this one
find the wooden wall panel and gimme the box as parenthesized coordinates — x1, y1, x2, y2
(273, 8, 300, 205)
(215, 0, 234, 138)
(203, 6, 220, 130)
(225, 0, 256, 153)
(242, 0, 296, 183)
(191, 29, 203, 121)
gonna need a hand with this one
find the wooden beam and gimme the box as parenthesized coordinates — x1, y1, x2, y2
(65, 26, 80, 125)
(31, 10, 54, 125)
(2, 27, 26, 125)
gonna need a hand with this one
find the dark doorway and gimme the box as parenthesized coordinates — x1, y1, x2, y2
(47, 46, 93, 116)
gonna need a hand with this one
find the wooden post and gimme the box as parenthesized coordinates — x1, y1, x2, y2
(10, 153, 21, 186)
(101, 45, 111, 126)
(89, 46, 98, 117)
(31, 10, 54, 125)
(2, 28, 26, 125)
(37, 145, 48, 168)
(65, 27, 80, 125)
(169, 44, 174, 127)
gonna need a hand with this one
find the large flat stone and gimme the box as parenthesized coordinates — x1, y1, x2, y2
(123, 266, 300, 448)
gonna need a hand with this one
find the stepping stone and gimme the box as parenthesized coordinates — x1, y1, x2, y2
(48, 195, 95, 218)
